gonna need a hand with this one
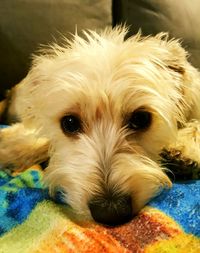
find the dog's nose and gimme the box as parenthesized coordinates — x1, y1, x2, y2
(88, 194, 133, 226)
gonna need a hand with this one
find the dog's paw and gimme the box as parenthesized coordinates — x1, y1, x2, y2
(160, 121, 200, 180)
(160, 148, 200, 180)
(0, 123, 49, 172)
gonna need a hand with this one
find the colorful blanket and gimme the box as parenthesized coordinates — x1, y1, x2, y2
(0, 166, 199, 253)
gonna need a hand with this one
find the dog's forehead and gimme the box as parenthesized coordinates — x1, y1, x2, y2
(54, 57, 166, 113)
(51, 38, 174, 96)
(56, 79, 156, 125)
(38, 35, 181, 121)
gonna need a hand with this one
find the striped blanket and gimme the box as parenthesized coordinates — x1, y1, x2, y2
(0, 166, 199, 253)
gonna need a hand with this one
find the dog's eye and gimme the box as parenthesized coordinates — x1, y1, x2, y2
(60, 115, 82, 134)
(128, 109, 152, 131)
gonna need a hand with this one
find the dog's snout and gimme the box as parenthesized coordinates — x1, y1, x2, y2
(88, 194, 133, 226)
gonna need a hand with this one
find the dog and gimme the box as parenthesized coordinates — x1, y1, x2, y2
(1, 26, 200, 226)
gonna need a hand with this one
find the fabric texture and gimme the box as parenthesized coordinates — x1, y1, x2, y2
(0, 167, 199, 253)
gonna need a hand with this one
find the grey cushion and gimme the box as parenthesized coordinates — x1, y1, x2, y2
(0, 0, 111, 99)
(113, 0, 200, 69)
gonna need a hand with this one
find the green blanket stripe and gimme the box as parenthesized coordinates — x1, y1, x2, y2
(0, 169, 44, 193)
(0, 201, 67, 253)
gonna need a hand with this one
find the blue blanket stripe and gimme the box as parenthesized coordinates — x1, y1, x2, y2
(0, 170, 48, 236)
(150, 180, 200, 236)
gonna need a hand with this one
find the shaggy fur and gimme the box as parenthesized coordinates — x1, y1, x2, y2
(1, 27, 200, 224)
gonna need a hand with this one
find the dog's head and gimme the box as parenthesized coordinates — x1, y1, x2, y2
(16, 27, 197, 225)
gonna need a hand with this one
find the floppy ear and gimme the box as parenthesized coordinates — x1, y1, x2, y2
(165, 41, 187, 75)
(153, 34, 187, 76)
(13, 55, 53, 131)
(159, 35, 200, 120)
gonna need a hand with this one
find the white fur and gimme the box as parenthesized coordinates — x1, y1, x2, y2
(2, 26, 200, 219)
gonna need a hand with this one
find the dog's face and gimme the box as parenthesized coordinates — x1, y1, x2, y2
(17, 27, 193, 225)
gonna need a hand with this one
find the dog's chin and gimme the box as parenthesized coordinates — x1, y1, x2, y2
(47, 178, 170, 226)
(44, 156, 171, 226)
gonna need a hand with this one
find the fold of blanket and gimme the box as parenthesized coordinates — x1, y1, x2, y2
(0, 167, 199, 253)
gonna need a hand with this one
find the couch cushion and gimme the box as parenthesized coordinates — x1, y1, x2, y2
(113, 0, 200, 69)
(0, 0, 111, 99)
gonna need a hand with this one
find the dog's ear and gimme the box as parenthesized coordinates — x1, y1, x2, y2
(13, 55, 53, 131)
(158, 35, 200, 120)
(154, 34, 188, 76)
(165, 40, 187, 75)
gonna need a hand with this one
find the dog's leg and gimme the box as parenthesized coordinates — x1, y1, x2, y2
(0, 123, 49, 172)
(160, 121, 200, 180)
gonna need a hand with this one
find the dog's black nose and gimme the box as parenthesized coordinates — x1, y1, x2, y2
(88, 194, 133, 226)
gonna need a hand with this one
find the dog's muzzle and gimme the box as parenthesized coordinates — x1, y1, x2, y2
(88, 193, 133, 226)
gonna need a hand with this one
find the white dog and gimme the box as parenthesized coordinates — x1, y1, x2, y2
(1, 26, 200, 226)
